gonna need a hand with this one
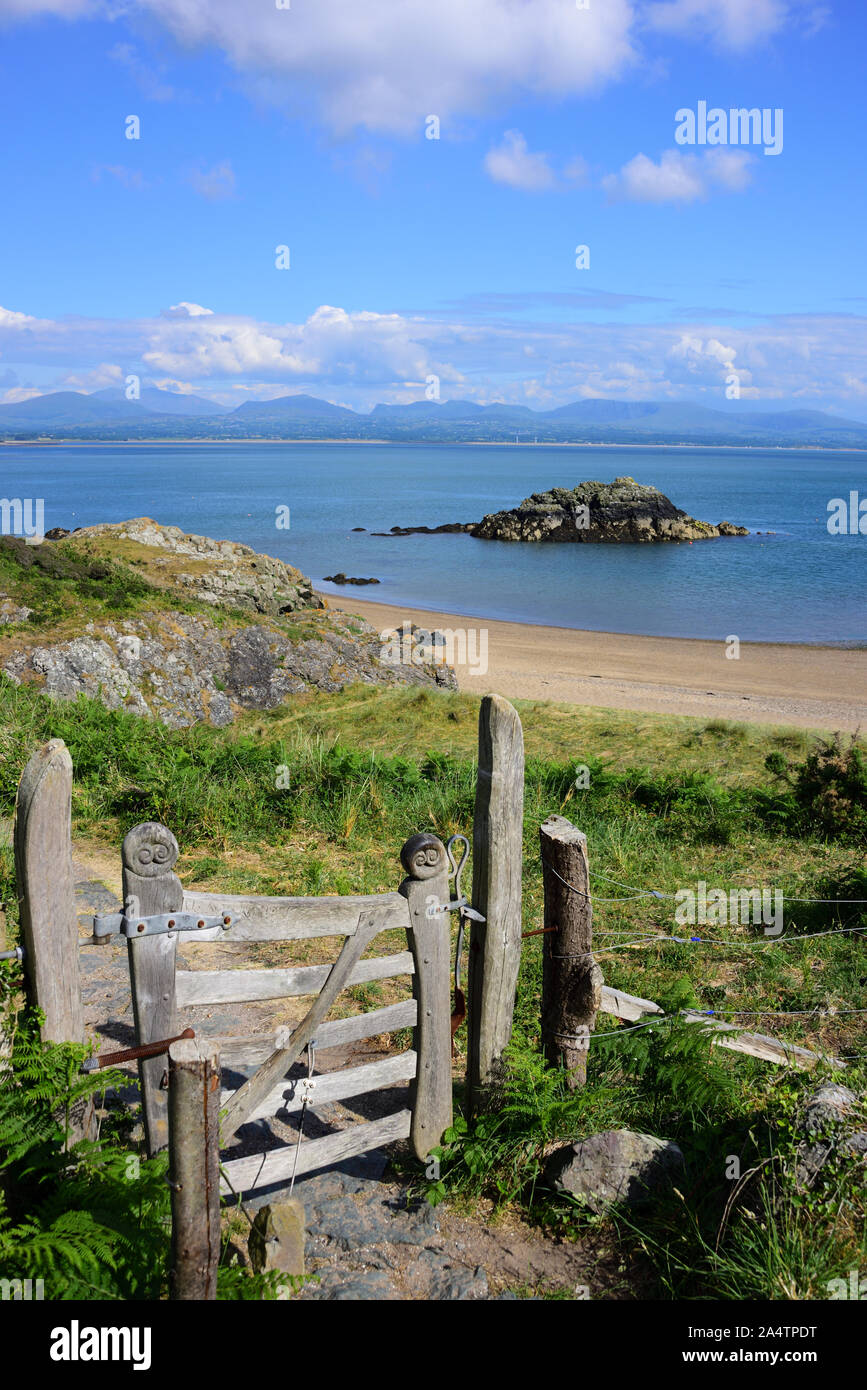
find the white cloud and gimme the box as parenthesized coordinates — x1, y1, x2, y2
(665, 333, 752, 388)
(0, 306, 35, 328)
(71, 0, 640, 135)
(0, 0, 98, 14)
(703, 148, 754, 191)
(57, 362, 124, 390)
(0, 0, 822, 136)
(187, 160, 236, 201)
(602, 148, 753, 202)
(163, 302, 215, 318)
(1, 300, 865, 416)
(484, 131, 556, 192)
(644, 0, 796, 49)
(151, 377, 199, 394)
(563, 156, 590, 187)
(603, 150, 704, 202)
(91, 164, 146, 190)
(138, 302, 459, 386)
(108, 41, 175, 101)
(1, 386, 43, 404)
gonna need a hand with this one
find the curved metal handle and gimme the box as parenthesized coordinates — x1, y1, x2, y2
(446, 833, 470, 897)
(445, 834, 471, 1009)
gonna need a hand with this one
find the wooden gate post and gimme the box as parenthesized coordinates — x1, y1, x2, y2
(400, 833, 452, 1160)
(14, 739, 84, 1045)
(466, 694, 524, 1110)
(540, 815, 603, 1088)
(123, 822, 183, 1155)
(168, 1037, 221, 1301)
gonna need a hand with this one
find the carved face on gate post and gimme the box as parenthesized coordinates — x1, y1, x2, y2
(122, 822, 180, 878)
(400, 832, 448, 881)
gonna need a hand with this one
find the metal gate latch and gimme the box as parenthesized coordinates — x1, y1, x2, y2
(91, 910, 232, 943)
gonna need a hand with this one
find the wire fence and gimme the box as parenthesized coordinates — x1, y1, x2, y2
(537, 856, 867, 1068)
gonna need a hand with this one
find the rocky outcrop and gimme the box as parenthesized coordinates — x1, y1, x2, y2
(3, 608, 455, 727)
(544, 1130, 685, 1211)
(323, 573, 381, 585)
(795, 1085, 867, 1189)
(71, 517, 323, 615)
(374, 523, 472, 537)
(471, 478, 747, 542)
(0, 520, 457, 727)
(380, 477, 748, 543)
(0, 598, 32, 625)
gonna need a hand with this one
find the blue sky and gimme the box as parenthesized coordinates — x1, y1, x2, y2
(1, 0, 865, 416)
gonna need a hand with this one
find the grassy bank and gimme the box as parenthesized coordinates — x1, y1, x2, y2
(0, 676, 864, 1299)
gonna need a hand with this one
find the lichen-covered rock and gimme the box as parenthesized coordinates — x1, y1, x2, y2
(544, 1129, 685, 1211)
(2, 606, 456, 728)
(248, 1200, 305, 1278)
(795, 1085, 867, 1188)
(0, 597, 33, 624)
(71, 517, 323, 615)
(470, 477, 748, 543)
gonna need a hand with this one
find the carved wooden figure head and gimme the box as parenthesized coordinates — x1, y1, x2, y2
(122, 822, 179, 878)
(400, 832, 448, 880)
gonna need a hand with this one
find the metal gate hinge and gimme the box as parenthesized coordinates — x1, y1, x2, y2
(91, 910, 232, 943)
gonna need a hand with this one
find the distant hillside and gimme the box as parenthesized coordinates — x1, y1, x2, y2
(94, 387, 230, 417)
(1, 388, 866, 448)
(231, 393, 358, 422)
(0, 386, 229, 427)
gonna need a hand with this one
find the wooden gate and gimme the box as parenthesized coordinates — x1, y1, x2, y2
(113, 821, 455, 1191)
(13, 693, 525, 1189)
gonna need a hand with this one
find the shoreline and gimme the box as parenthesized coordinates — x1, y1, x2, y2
(326, 592, 867, 732)
(3, 439, 866, 453)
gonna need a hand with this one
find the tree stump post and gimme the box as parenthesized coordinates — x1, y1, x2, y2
(540, 815, 603, 1088)
(168, 1037, 221, 1301)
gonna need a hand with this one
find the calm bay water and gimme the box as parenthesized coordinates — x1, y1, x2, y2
(2, 441, 865, 643)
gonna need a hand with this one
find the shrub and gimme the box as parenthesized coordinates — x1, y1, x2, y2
(765, 734, 867, 842)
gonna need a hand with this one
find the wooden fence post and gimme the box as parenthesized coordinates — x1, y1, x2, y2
(168, 1037, 221, 1301)
(400, 832, 452, 1160)
(540, 815, 603, 1088)
(466, 694, 524, 1110)
(14, 739, 83, 1045)
(123, 822, 182, 1156)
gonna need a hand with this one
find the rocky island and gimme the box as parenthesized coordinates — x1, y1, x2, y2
(380, 477, 748, 543)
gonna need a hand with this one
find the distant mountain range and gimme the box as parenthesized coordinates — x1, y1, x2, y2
(2, 387, 866, 448)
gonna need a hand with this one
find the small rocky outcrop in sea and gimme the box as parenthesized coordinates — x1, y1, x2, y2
(323, 573, 381, 585)
(378, 477, 748, 543)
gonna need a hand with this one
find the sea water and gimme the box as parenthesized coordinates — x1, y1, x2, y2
(2, 441, 864, 644)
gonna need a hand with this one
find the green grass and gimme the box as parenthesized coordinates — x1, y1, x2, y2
(0, 673, 864, 1300)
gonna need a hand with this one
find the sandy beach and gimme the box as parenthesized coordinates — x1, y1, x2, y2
(326, 593, 867, 732)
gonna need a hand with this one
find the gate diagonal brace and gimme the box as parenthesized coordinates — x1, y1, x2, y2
(90, 910, 232, 944)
